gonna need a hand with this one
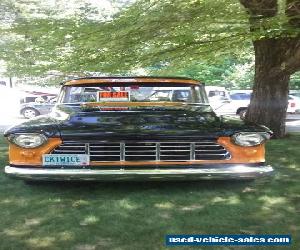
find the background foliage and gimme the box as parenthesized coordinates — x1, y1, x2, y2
(0, 0, 299, 89)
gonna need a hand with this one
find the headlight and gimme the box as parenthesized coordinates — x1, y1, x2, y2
(8, 133, 48, 148)
(231, 132, 270, 147)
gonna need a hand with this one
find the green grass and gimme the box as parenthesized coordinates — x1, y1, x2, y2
(0, 135, 299, 250)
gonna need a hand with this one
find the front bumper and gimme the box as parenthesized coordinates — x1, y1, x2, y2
(5, 164, 274, 181)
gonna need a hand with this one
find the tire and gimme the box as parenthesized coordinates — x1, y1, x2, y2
(21, 108, 40, 119)
(238, 108, 247, 120)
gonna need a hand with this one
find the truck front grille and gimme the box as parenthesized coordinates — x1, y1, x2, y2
(51, 139, 230, 162)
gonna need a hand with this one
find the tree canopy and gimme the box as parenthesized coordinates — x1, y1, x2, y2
(0, 1, 257, 78)
(0, 0, 299, 89)
(2, 0, 300, 137)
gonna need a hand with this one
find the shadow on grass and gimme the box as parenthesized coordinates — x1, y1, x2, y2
(0, 135, 299, 250)
(23, 179, 254, 191)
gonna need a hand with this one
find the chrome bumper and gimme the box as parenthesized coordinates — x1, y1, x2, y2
(5, 164, 273, 181)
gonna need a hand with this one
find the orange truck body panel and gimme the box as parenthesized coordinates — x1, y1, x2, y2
(8, 137, 265, 167)
(8, 138, 62, 166)
(64, 78, 200, 86)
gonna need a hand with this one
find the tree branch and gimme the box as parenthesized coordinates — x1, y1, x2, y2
(142, 32, 250, 59)
(269, 39, 300, 76)
(286, 0, 300, 26)
(239, 0, 278, 17)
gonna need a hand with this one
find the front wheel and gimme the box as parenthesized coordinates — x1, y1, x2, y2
(22, 108, 40, 119)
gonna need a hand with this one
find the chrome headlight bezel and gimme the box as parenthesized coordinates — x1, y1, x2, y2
(231, 132, 270, 147)
(8, 133, 48, 148)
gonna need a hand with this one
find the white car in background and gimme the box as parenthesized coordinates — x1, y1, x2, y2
(229, 92, 251, 117)
(207, 87, 299, 117)
(205, 86, 232, 114)
(288, 95, 300, 113)
(211, 92, 250, 118)
(229, 93, 298, 116)
(205, 87, 250, 117)
(289, 90, 300, 99)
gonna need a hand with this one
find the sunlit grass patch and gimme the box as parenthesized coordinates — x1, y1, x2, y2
(26, 236, 56, 248)
(154, 201, 174, 209)
(79, 215, 99, 226)
(0, 134, 299, 249)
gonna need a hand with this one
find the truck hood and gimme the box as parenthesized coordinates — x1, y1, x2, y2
(4, 104, 272, 140)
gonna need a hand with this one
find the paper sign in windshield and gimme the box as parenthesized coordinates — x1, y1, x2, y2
(98, 91, 130, 102)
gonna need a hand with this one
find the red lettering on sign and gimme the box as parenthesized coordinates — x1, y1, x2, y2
(99, 91, 129, 99)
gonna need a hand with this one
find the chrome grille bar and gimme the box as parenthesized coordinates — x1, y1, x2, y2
(156, 142, 160, 161)
(190, 142, 195, 160)
(85, 143, 89, 155)
(120, 143, 125, 161)
(51, 140, 230, 162)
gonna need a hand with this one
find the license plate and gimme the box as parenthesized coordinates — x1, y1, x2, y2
(42, 154, 89, 166)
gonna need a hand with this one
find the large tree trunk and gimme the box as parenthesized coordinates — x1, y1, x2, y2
(246, 39, 290, 138)
(240, 0, 300, 138)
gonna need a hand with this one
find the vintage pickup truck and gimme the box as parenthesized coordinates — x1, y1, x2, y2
(4, 77, 273, 181)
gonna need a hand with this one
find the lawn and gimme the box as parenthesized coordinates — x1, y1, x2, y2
(0, 134, 299, 250)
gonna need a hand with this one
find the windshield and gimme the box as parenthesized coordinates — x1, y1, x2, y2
(58, 85, 207, 104)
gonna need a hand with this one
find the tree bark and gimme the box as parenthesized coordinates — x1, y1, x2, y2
(246, 39, 290, 138)
(240, 0, 300, 138)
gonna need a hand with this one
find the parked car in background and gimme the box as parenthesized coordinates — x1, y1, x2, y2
(4, 76, 273, 182)
(229, 92, 251, 118)
(208, 90, 250, 117)
(289, 90, 300, 99)
(205, 86, 231, 114)
(148, 87, 193, 102)
(205, 86, 230, 103)
(294, 96, 300, 113)
(20, 92, 57, 104)
(231, 93, 299, 117)
(20, 96, 57, 118)
(288, 95, 300, 113)
(213, 90, 299, 117)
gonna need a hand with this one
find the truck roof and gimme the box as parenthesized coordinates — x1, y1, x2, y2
(62, 76, 201, 86)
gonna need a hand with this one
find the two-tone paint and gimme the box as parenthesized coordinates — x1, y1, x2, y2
(4, 77, 273, 181)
